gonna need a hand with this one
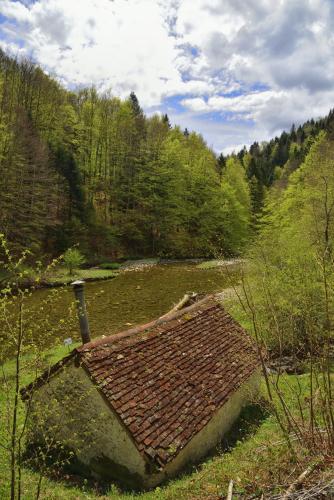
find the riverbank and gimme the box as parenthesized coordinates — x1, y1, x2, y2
(119, 258, 160, 272)
(196, 258, 246, 269)
(1, 258, 246, 291)
(41, 267, 118, 286)
(22, 259, 160, 288)
(0, 267, 119, 291)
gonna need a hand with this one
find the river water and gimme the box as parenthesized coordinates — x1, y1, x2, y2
(23, 263, 239, 347)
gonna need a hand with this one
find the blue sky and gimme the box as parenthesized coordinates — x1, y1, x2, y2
(0, 0, 333, 153)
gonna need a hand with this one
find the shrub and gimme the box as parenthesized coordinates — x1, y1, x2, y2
(99, 262, 120, 270)
(63, 248, 86, 275)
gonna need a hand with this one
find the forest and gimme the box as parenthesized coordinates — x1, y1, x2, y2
(2, 48, 333, 262)
(0, 49, 250, 260)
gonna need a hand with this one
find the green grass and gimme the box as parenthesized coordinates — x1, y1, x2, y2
(0, 414, 289, 499)
(1, 267, 118, 288)
(43, 267, 118, 285)
(0, 387, 284, 499)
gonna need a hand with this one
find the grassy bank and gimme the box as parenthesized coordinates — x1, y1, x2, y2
(1, 258, 164, 289)
(0, 266, 119, 289)
(196, 259, 245, 270)
(41, 267, 118, 285)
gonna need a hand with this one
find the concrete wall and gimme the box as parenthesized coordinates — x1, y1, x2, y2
(28, 361, 147, 488)
(29, 363, 260, 490)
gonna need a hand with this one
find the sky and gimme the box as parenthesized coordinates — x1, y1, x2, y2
(0, 0, 333, 154)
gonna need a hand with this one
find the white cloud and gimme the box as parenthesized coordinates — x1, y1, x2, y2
(174, 0, 334, 94)
(0, 0, 188, 106)
(0, 0, 31, 22)
(182, 90, 285, 115)
(1, 0, 334, 151)
(174, 0, 334, 148)
(181, 97, 208, 113)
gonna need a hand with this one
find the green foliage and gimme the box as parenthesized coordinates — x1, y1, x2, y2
(222, 110, 334, 227)
(226, 135, 334, 463)
(63, 248, 86, 275)
(220, 157, 251, 254)
(99, 262, 120, 270)
(2, 48, 334, 261)
(243, 132, 334, 354)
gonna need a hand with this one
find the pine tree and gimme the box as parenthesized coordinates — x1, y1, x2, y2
(217, 153, 226, 178)
(162, 113, 171, 128)
(129, 91, 143, 116)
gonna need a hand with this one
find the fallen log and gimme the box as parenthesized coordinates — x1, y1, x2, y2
(159, 293, 197, 320)
(282, 462, 320, 499)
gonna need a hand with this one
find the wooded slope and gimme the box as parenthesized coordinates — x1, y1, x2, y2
(0, 50, 250, 259)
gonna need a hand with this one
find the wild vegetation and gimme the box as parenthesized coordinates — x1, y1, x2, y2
(223, 130, 334, 494)
(1, 255, 332, 499)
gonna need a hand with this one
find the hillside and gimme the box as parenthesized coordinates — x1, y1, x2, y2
(0, 50, 251, 261)
(220, 108, 334, 216)
(2, 49, 334, 263)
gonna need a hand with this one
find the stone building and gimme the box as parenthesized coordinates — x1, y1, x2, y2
(22, 295, 260, 489)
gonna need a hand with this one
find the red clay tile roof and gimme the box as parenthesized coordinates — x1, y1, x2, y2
(75, 295, 260, 467)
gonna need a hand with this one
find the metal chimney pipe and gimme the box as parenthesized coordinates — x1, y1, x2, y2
(71, 280, 91, 344)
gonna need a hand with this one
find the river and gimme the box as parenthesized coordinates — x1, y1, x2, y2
(22, 262, 239, 348)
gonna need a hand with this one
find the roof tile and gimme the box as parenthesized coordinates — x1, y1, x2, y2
(75, 295, 259, 466)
